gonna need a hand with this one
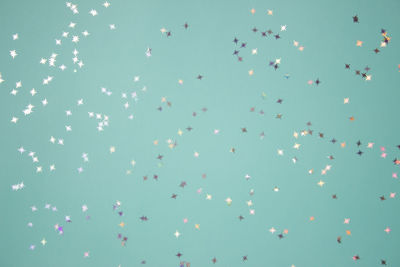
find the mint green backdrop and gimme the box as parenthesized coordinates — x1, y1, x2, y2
(1, 0, 399, 266)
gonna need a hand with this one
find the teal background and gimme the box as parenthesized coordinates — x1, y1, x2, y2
(1, 0, 400, 266)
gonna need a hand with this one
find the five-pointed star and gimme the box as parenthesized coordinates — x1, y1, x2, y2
(10, 50, 17, 58)
(89, 9, 98, 16)
(2, 7, 395, 261)
(174, 230, 181, 238)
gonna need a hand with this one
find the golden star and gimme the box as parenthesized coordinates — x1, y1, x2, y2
(261, 92, 267, 99)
